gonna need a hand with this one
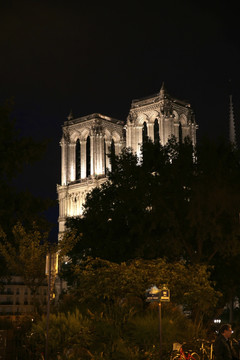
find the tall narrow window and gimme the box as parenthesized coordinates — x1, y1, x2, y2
(142, 122, 148, 143)
(76, 139, 81, 180)
(110, 139, 115, 172)
(179, 123, 183, 144)
(104, 139, 106, 175)
(123, 127, 126, 140)
(86, 136, 91, 177)
(154, 119, 160, 144)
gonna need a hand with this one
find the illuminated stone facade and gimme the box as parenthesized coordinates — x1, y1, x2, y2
(57, 85, 197, 237)
(57, 113, 124, 237)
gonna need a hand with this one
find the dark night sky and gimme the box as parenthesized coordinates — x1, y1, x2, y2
(1, 1, 240, 234)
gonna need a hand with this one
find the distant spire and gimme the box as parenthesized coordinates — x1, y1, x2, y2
(67, 109, 73, 121)
(159, 82, 165, 99)
(229, 94, 237, 146)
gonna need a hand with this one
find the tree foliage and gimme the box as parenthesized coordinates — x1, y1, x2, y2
(0, 222, 49, 305)
(0, 99, 54, 235)
(61, 136, 240, 266)
(28, 309, 93, 360)
(60, 257, 221, 332)
(27, 256, 219, 359)
(59, 136, 240, 311)
(0, 99, 55, 277)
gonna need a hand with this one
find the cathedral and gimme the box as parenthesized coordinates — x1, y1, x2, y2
(57, 84, 198, 238)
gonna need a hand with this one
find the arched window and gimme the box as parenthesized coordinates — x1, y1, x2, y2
(110, 139, 115, 172)
(76, 139, 81, 180)
(142, 121, 148, 143)
(104, 139, 106, 175)
(154, 119, 160, 143)
(111, 139, 115, 155)
(86, 136, 91, 177)
(179, 123, 183, 144)
(123, 127, 126, 140)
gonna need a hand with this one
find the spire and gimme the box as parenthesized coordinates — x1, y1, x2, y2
(229, 94, 237, 146)
(67, 109, 73, 121)
(159, 82, 166, 100)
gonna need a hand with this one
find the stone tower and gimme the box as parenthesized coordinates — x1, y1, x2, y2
(57, 112, 124, 238)
(57, 85, 197, 238)
(126, 83, 197, 158)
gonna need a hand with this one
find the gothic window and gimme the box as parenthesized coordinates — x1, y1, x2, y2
(111, 139, 115, 172)
(179, 122, 183, 144)
(179, 114, 187, 143)
(123, 127, 126, 140)
(111, 139, 115, 156)
(76, 139, 81, 180)
(142, 122, 148, 143)
(104, 139, 106, 175)
(154, 119, 160, 143)
(86, 136, 91, 177)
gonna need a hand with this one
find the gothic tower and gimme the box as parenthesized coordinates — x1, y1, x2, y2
(57, 113, 124, 238)
(126, 83, 197, 158)
(57, 84, 198, 238)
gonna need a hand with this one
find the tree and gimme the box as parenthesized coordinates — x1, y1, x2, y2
(59, 257, 221, 332)
(61, 136, 240, 265)
(27, 309, 93, 360)
(0, 99, 55, 277)
(60, 136, 240, 314)
(0, 99, 54, 234)
(49, 256, 220, 359)
(0, 222, 50, 313)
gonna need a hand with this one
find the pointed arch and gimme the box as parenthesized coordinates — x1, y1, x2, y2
(75, 139, 81, 180)
(86, 136, 91, 177)
(104, 138, 106, 174)
(110, 139, 115, 172)
(154, 119, 160, 143)
(142, 121, 148, 143)
(179, 122, 183, 144)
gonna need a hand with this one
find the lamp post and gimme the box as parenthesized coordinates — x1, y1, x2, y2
(45, 251, 58, 360)
(146, 284, 170, 360)
(158, 301, 162, 358)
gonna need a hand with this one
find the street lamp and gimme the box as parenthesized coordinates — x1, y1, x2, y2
(45, 251, 58, 360)
(146, 284, 170, 360)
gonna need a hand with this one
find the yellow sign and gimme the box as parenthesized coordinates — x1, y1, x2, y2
(160, 287, 170, 302)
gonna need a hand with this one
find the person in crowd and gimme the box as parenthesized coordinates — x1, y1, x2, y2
(214, 324, 238, 360)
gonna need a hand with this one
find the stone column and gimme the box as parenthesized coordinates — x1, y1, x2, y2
(164, 116, 175, 143)
(182, 125, 190, 141)
(68, 143, 76, 183)
(94, 133, 104, 175)
(126, 122, 133, 149)
(60, 137, 67, 186)
(159, 116, 164, 145)
(147, 123, 154, 142)
(174, 122, 180, 141)
(90, 134, 95, 177)
(191, 124, 197, 146)
(105, 140, 111, 172)
(80, 140, 86, 179)
(135, 126, 143, 157)
(119, 138, 125, 154)
(99, 133, 105, 175)
(115, 141, 121, 156)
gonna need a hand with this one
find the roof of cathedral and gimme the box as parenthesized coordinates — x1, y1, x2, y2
(131, 84, 192, 109)
(64, 112, 124, 127)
